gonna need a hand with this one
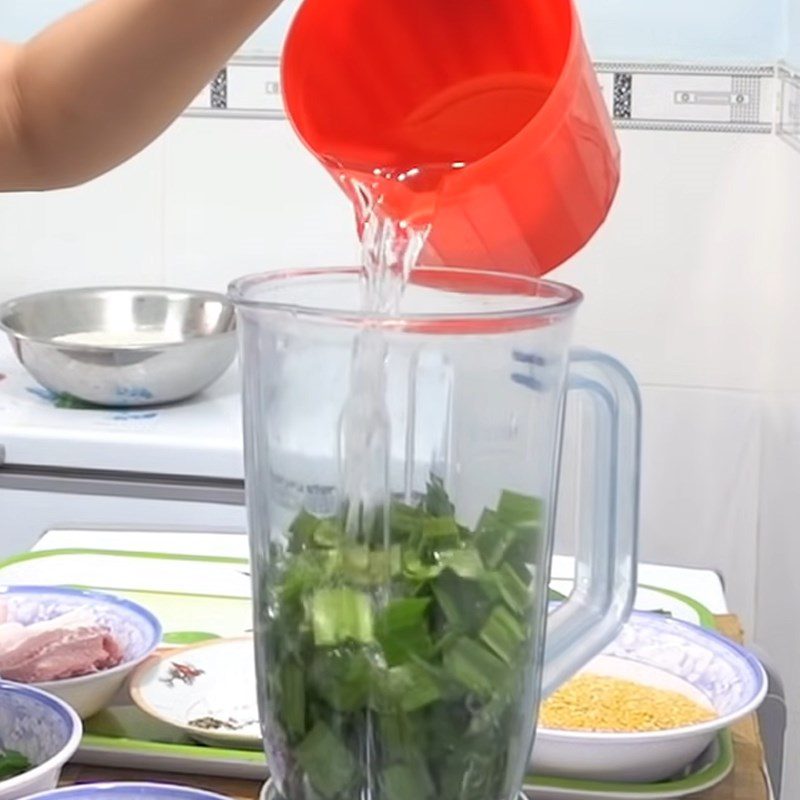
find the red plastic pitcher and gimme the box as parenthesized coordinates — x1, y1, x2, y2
(282, 0, 620, 277)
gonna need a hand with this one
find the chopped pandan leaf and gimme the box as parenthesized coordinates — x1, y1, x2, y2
(289, 509, 321, 553)
(378, 711, 430, 763)
(439, 738, 506, 800)
(280, 551, 334, 606)
(493, 563, 530, 616)
(369, 545, 402, 583)
(375, 663, 442, 712)
(439, 547, 484, 580)
(383, 760, 435, 800)
(390, 501, 423, 540)
(403, 551, 444, 582)
(421, 515, 459, 542)
(496, 490, 543, 525)
(312, 518, 343, 549)
(424, 474, 455, 517)
(311, 587, 374, 646)
(479, 606, 526, 664)
(498, 490, 543, 567)
(342, 545, 370, 576)
(309, 647, 373, 712)
(443, 637, 508, 698)
(280, 661, 306, 738)
(548, 587, 568, 602)
(341, 546, 402, 586)
(475, 509, 517, 569)
(432, 571, 492, 634)
(376, 598, 433, 666)
(296, 721, 357, 799)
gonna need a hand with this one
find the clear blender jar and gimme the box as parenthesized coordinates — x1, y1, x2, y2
(230, 267, 640, 800)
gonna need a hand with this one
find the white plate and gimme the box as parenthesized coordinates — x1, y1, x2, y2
(130, 637, 261, 749)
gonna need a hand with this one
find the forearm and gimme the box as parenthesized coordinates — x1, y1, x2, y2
(0, 0, 278, 190)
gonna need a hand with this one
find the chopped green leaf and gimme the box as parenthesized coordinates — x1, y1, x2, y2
(475, 509, 517, 569)
(313, 518, 343, 549)
(309, 647, 373, 711)
(443, 637, 508, 698)
(496, 490, 543, 525)
(390, 501, 423, 540)
(440, 547, 484, 579)
(479, 605, 526, 664)
(296, 722, 357, 798)
(422, 515, 459, 541)
(494, 563, 530, 616)
(381, 663, 442, 712)
(312, 587, 374, 646)
(383, 761, 435, 800)
(279, 661, 306, 739)
(376, 598, 433, 666)
(289, 509, 321, 553)
(424, 475, 455, 517)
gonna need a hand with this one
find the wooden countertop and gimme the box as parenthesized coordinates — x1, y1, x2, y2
(59, 615, 769, 800)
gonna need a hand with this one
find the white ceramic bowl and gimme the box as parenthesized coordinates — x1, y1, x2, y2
(0, 586, 162, 719)
(130, 636, 260, 749)
(0, 680, 82, 799)
(530, 612, 768, 783)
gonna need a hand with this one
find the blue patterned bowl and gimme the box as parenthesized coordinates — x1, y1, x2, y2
(531, 611, 768, 783)
(0, 681, 82, 799)
(27, 784, 231, 799)
(0, 586, 162, 719)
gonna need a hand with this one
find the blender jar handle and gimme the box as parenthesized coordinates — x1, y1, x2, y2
(541, 348, 641, 697)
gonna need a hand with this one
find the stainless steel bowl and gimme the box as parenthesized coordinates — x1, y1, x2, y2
(0, 287, 237, 407)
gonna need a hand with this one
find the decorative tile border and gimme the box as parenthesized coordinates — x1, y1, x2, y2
(777, 65, 800, 153)
(595, 63, 774, 133)
(185, 57, 776, 135)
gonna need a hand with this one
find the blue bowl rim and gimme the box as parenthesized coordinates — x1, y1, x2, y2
(25, 782, 232, 799)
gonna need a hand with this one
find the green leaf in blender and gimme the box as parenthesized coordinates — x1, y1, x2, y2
(442, 636, 509, 698)
(288, 509, 322, 553)
(380, 662, 442, 712)
(421, 515, 459, 545)
(432, 570, 493, 633)
(479, 605, 526, 664)
(382, 760, 435, 800)
(474, 509, 517, 569)
(493, 563, 530, 616)
(375, 597, 433, 666)
(389, 501, 424, 540)
(438, 547, 484, 580)
(296, 721, 358, 798)
(496, 489, 543, 525)
(313, 518, 344, 549)
(309, 647, 373, 712)
(279, 660, 306, 738)
(311, 587, 374, 646)
(424, 474, 455, 517)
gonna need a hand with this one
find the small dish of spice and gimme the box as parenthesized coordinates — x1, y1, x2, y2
(129, 637, 261, 750)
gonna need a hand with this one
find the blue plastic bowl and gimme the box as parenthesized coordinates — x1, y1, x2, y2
(27, 784, 231, 799)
